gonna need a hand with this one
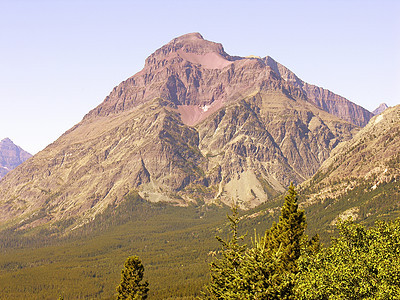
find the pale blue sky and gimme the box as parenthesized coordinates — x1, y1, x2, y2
(1, 0, 399, 154)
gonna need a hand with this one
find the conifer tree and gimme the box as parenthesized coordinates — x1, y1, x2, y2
(236, 183, 308, 299)
(233, 232, 286, 299)
(202, 206, 247, 299)
(116, 255, 149, 300)
(203, 185, 313, 299)
(265, 183, 307, 273)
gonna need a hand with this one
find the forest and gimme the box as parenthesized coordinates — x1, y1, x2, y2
(1, 186, 399, 299)
(116, 185, 400, 299)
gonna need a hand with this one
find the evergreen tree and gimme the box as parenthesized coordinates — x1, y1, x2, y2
(203, 184, 313, 299)
(116, 255, 149, 300)
(237, 183, 308, 299)
(233, 231, 287, 299)
(202, 206, 247, 299)
(264, 183, 307, 273)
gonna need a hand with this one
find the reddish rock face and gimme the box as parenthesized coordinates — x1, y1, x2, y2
(0, 138, 32, 179)
(85, 32, 373, 127)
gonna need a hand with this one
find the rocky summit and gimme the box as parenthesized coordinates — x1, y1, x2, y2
(0, 33, 373, 231)
(0, 138, 32, 179)
(372, 103, 389, 115)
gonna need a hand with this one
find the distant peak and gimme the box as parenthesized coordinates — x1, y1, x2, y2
(372, 103, 389, 115)
(1, 137, 12, 143)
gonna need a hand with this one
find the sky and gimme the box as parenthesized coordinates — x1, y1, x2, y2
(0, 0, 399, 154)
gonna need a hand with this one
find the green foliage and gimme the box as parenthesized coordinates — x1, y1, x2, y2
(300, 179, 400, 244)
(204, 185, 400, 299)
(296, 218, 400, 299)
(242, 183, 308, 299)
(203, 184, 312, 299)
(233, 233, 288, 299)
(202, 207, 247, 299)
(116, 255, 149, 299)
(2, 182, 399, 299)
(265, 183, 306, 273)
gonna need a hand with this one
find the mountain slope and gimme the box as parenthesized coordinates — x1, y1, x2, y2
(0, 138, 32, 179)
(263, 56, 373, 127)
(301, 104, 400, 230)
(0, 33, 365, 231)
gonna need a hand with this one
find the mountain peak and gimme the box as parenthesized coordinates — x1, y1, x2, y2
(0, 137, 32, 179)
(1, 137, 12, 143)
(0, 34, 374, 231)
(167, 32, 222, 54)
(372, 103, 389, 115)
(173, 32, 204, 41)
(145, 32, 233, 69)
(86, 33, 373, 127)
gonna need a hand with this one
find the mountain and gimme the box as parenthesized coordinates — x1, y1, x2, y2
(301, 104, 400, 231)
(85, 33, 372, 127)
(0, 138, 32, 179)
(0, 33, 371, 231)
(372, 103, 389, 115)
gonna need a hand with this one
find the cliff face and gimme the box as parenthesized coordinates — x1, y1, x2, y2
(0, 33, 366, 230)
(0, 138, 32, 179)
(263, 56, 373, 127)
(85, 33, 372, 126)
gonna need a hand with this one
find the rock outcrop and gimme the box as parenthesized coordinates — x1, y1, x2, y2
(263, 56, 374, 127)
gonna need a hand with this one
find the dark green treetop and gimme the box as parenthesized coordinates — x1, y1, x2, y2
(116, 255, 149, 300)
(241, 182, 308, 299)
(264, 183, 307, 273)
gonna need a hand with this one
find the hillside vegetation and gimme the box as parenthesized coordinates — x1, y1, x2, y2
(0, 192, 276, 299)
